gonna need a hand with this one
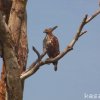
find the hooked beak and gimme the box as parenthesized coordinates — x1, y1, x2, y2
(43, 29, 47, 33)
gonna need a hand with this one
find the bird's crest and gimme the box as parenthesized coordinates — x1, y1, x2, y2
(43, 26, 58, 34)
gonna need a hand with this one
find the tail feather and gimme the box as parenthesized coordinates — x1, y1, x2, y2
(53, 61, 58, 71)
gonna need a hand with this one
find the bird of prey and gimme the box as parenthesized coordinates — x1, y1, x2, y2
(43, 26, 60, 71)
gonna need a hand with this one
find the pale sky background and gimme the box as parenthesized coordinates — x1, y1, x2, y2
(23, 0, 100, 100)
(0, 0, 100, 100)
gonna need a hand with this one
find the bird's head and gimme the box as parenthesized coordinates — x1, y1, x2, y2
(43, 26, 58, 34)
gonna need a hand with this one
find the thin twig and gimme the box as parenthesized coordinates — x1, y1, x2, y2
(32, 46, 40, 60)
(75, 14, 88, 40)
(86, 9, 100, 23)
(79, 31, 87, 37)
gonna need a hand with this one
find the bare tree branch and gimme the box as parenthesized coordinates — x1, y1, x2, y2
(21, 50, 47, 80)
(32, 46, 40, 60)
(79, 31, 87, 37)
(20, 8, 100, 81)
(86, 9, 100, 23)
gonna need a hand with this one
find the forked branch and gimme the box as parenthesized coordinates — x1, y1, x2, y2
(20, 8, 100, 80)
(32, 46, 41, 60)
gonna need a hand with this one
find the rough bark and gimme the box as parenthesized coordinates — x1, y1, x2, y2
(0, 79, 6, 100)
(0, 0, 12, 24)
(0, 0, 28, 100)
(0, 1, 12, 100)
(8, 0, 28, 73)
(0, 11, 23, 100)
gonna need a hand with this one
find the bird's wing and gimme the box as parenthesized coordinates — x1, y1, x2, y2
(52, 35, 60, 52)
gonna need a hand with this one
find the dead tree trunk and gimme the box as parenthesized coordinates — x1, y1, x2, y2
(0, 0, 28, 100)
